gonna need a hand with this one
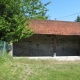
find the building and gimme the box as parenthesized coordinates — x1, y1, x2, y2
(13, 20, 80, 57)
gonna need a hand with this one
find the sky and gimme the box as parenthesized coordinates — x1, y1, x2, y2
(41, 0, 80, 22)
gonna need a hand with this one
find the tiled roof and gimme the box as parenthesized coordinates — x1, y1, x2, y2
(29, 20, 80, 35)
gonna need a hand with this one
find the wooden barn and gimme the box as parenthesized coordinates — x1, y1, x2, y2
(13, 20, 80, 57)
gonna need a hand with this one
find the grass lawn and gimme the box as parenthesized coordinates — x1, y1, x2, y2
(0, 56, 80, 80)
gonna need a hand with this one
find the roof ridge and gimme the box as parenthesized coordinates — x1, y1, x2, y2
(30, 19, 80, 23)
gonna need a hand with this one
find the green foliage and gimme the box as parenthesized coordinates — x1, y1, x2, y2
(75, 15, 80, 22)
(0, 0, 50, 42)
(0, 54, 10, 64)
(0, 56, 6, 64)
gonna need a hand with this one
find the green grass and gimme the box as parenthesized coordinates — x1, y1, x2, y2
(0, 56, 80, 80)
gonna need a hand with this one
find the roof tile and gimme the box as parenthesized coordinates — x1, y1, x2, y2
(29, 20, 80, 35)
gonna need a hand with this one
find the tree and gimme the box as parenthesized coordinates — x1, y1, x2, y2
(75, 15, 80, 22)
(0, 0, 50, 42)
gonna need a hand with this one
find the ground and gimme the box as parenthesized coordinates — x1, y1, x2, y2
(0, 56, 80, 80)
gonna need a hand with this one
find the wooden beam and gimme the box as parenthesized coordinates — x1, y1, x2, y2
(53, 35, 56, 57)
(79, 39, 80, 56)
